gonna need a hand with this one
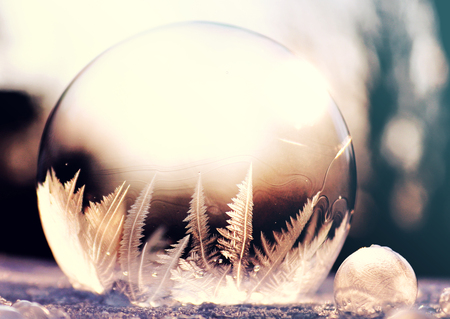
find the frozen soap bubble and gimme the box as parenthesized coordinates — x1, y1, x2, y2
(334, 245, 417, 316)
(0, 300, 66, 319)
(36, 21, 356, 306)
(12, 300, 54, 319)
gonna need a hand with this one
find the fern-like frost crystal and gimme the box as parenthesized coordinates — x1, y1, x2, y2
(37, 162, 353, 305)
(184, 174, 216, 270)
(118, 176, 156, 302)
(37, 170, 128, 294)
(217, 164, 253, 289)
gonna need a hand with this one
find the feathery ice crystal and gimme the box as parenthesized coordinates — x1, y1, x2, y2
(36, 22, 356, 306)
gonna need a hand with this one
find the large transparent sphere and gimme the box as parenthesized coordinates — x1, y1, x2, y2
(36, 22, 356, 306)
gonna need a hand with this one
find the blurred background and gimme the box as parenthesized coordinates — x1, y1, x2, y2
(0, 0, 449, 278)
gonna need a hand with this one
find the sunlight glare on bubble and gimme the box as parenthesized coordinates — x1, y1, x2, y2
(269, 59, 329, 130)
(55, 23, 331, 170)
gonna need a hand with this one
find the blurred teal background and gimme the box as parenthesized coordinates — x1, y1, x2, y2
(336, 0, 450, 277)
(0, 0, 449, 278)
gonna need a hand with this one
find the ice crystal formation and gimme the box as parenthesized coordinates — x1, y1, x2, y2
(37, 163, 351, 306)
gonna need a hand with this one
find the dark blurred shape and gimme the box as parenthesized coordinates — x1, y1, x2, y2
(0, 90, 52, 259)
(0, 91, 37, 133)
(0, 181, 52, 259)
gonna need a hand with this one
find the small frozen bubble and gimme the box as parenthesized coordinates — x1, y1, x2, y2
(13, 300, 51, 319)
(439, 287, 450, 314)
(0, 305, 24, 319)
(0, 300, 68, 319)
(334, 245, 417, 316)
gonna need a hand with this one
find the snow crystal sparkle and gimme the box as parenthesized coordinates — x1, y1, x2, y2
(439, 287, 450, 314)
(36, 22, 356, 306)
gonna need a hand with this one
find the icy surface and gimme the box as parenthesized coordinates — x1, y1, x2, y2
(0, 254, 448, 318)
(334, 245, 417, 316)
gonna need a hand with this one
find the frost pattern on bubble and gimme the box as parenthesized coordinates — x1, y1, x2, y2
(334, 245, 417, 316)
(37, 162, 351, 306)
